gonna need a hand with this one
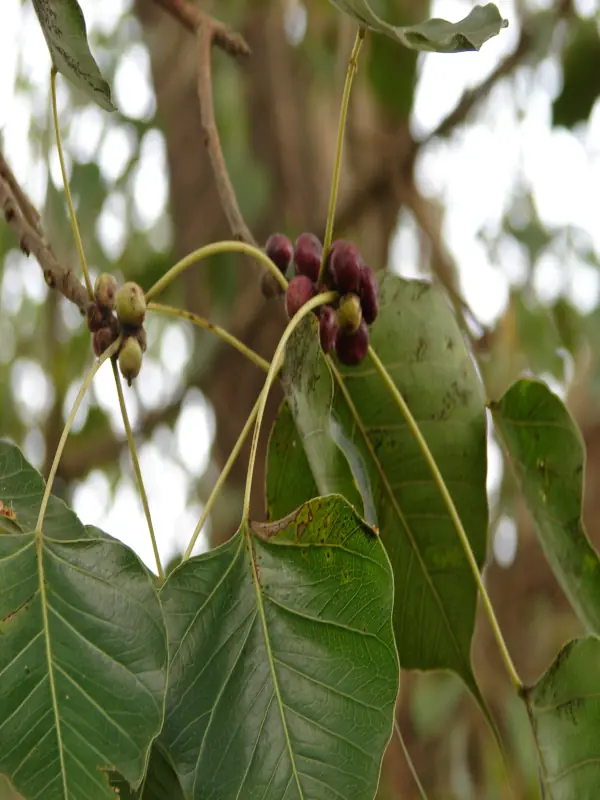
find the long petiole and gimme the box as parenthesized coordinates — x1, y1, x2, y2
(147, 302, 270, 373)
(183, 396, 262, 561)
(111, 360, 165, 583)
(395, 720, 429, 800)
(319, 28, 365, 282)
(242, 291, 337, 521)
(36, 341, 121, 532)
(50, 68, 94, 299)
(367, 345, 522, 693)
(145, 241, 288, 302)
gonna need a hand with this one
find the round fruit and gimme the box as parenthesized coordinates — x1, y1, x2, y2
(285, 274, 315, 319)
(335, 319, 369, 366)
(115, 282, 146, 327)
(360, 266, 379, 325)
(94, 272, 118, 311)
(329, 240, 363, 294)
(337, 293, 362, 333)
(92, 326, 117, 358)
(294, 232, 323, 282)
(265, 233, 293, 274)
(319, 306, 338, 354)
(86, 302, 104, 332)
(118, 336, 143, 385)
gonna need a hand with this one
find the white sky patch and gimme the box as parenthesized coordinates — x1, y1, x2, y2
(98, 124, 137, 184)
(161, 323, 192, 377)
(63, 377, 92, 434)
(96, 191, 128, 261)
(132, 129, 168, 229)
(494, 515, 518, 568)
(68, 105, 105, 163)
(114, 43, 156, 121)
(11, 358, 55, 425)
(176, 389, 216, 478)
(22, 427, 45, 470)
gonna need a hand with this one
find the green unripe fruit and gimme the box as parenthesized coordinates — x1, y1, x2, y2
(94, 273, 118, 311)
(337, 293, 362, 333)
(115, 282, 146, 327)
(118, 336, 143, 386)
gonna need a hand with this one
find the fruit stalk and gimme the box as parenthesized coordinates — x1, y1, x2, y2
(319, 28, 365, 283)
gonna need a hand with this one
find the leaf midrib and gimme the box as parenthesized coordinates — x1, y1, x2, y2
(244, 523, 304, 798)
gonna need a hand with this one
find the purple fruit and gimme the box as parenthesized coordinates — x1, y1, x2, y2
(337, 293, 362, 333)
(265, 233, 293, 274)
(285, 274, 315, 319)
(329, 240, 363, 294)
(360, 266, 379, 325)
(294, 232, 323, 282)
(335, 319, 369, 366)
(319, 306, 338, 354)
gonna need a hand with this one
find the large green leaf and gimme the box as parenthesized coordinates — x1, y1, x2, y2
(0, 444, 167, 800)
(553, 19, 600, 129)
(269, 275, 488, 698)
(328, 1, 508, 53)
(110, 744, 185, 800)
(159, 495, 399, 800)
(524, 635, 600, 797)
(266, 399, 319, 519)
(491, 379, 600, 633)
(0, 440, 90, 540)
(31, 0, 115, 111)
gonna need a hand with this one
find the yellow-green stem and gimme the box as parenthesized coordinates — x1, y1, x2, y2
(395, 721, 428, 800)
(145, 241, 288, 302)
(319, 28, 365, 282)
(242, 291, 337, 521)
(183, 396, 262, 561)
(147, 302, 270, 373)
(50, 69, 93, 299)
(36, 341, 120, 532)
(367, 345, 522, 693)
(111, 360, 164, 583)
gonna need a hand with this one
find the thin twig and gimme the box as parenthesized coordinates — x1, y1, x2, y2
(196, 23, 255, 244)
(152, 0, 250, 56)
(0, 159, 89, 313)
(0, 149, 44, 238)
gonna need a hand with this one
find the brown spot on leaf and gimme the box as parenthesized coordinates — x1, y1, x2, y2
(0, 501, 16, 520)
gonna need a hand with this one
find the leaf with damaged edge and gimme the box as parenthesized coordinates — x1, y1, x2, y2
(492, 378, 600, 633)
(31, 0, 115, 110)
(159, 494, 399, 800)
(327, 1, 508, 53)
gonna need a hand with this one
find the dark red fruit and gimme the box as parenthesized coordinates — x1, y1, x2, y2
(335, 319, 369, 366)
(319, 306, 338, 354)
(329, 240, 363, 294)
(265, 233, 293, 274)
(285, 274, 315, 319)
(86, 302, 105, 332)
(92, 326, 117, 357)
(360, 266, 379, 324)
(294, 232, 323, 282)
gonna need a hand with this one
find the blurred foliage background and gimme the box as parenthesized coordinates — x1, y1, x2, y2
(3, 0, 600, 796)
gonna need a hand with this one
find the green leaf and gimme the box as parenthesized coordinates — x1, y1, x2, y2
(525, 635, 600, 796)
(0, 439, 90, 540)
(31, 0, 115, 111)
(110, 744, 185, 800)
(0, 445, 167, 800)
(270, 275, 488, 698)
(282, 317, 376, 523)
(553, 19, 600, 129)
(266, 399, 319, 520)
(159, 495, 399, 799)
(328, 1, 508, 53)
(491, 379, 600, 633)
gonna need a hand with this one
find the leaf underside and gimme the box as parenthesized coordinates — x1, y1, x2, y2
(492, 379, 600, 634)
(526, 635, 600, 798)
(31, 0, 115, 110)
(159, 495, 399, 800)
(267, 274, 488, 701)
(327, 1, 508, 53)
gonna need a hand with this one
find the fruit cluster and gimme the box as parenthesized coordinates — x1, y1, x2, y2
(265, 232, 379, 366)
(87, 274, 147, 386)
